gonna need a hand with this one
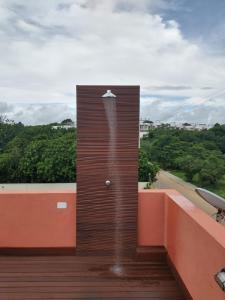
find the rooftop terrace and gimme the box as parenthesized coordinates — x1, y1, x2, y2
(0, 85, 224, 299)
(0, 189, 224, 299)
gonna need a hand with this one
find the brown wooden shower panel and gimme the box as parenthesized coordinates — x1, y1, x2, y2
(76, 85, 140, 256)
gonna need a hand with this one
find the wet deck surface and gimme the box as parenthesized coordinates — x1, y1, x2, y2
(0, 255, 185, 299)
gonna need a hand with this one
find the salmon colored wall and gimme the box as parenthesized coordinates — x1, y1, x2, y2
(138, 190, 165, 246)
(0, 192, 76, 248)
(1, 190, 225, 299)
(138, 190, 225, 300)
(165, 190, 225, 300)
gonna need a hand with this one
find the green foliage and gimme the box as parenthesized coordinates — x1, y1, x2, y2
(141, 124, 225, 190)
(138, 150, 159, 182)
(0, 119, 76, 183)
(61, 119, 73, 125)
(0, 118, 158, 183)
(18, 133, 76, 183)
(1, 116, 224, 189)
(195, 155, 225, 186)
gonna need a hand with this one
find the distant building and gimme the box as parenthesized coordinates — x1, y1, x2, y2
(194, 123, 209, 130)
(139, 120, 153, 138)
(140, 120, 153, 131)
(139, 119, 213, 133)
(52, 120, 76, 130)
(179, 122, 210, 130)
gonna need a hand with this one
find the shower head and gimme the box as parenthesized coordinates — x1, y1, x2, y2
(102, 90, 116, 98)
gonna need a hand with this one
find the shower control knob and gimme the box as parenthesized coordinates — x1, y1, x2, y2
(105, 180, 111, 186)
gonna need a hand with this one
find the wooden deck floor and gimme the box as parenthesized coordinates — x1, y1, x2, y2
(0, 255, 185, 299)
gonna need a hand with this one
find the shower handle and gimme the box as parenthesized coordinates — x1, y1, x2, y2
(105, 180, 111, 186)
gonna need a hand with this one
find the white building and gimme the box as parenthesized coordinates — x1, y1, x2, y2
(52, 121, 76, 130)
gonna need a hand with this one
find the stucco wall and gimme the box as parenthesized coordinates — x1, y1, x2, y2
(138, 189, 225, 300)
(0, 191, 76, 248)
(0, 189, 224, 299)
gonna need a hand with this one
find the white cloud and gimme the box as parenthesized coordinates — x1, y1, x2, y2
(1, 102, 76, 125)
(0, 0, 225, 124)
(0, 102, 14, 114)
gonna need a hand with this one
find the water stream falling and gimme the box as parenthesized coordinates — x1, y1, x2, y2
(103, 99, 124, 277)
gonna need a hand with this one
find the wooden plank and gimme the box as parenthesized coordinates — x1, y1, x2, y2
(76, 85, 139, 256)
(0, 255, 186, 299)
(167, 256, 193, 300)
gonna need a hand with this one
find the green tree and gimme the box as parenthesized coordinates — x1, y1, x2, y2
(140, 124, 225, 193)
(18, 133, 76, 183)
(175, 155, 203, 181)
(138, 150, 159, 182)
(197, 155, 225, 186)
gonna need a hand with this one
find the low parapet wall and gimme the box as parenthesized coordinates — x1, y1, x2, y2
(138, 189, 225, 300)
(0, 191, 76, 249)
(0, 189, 224, 299)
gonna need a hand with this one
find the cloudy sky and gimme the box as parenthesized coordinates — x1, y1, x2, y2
(1, 0, 225, 125)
